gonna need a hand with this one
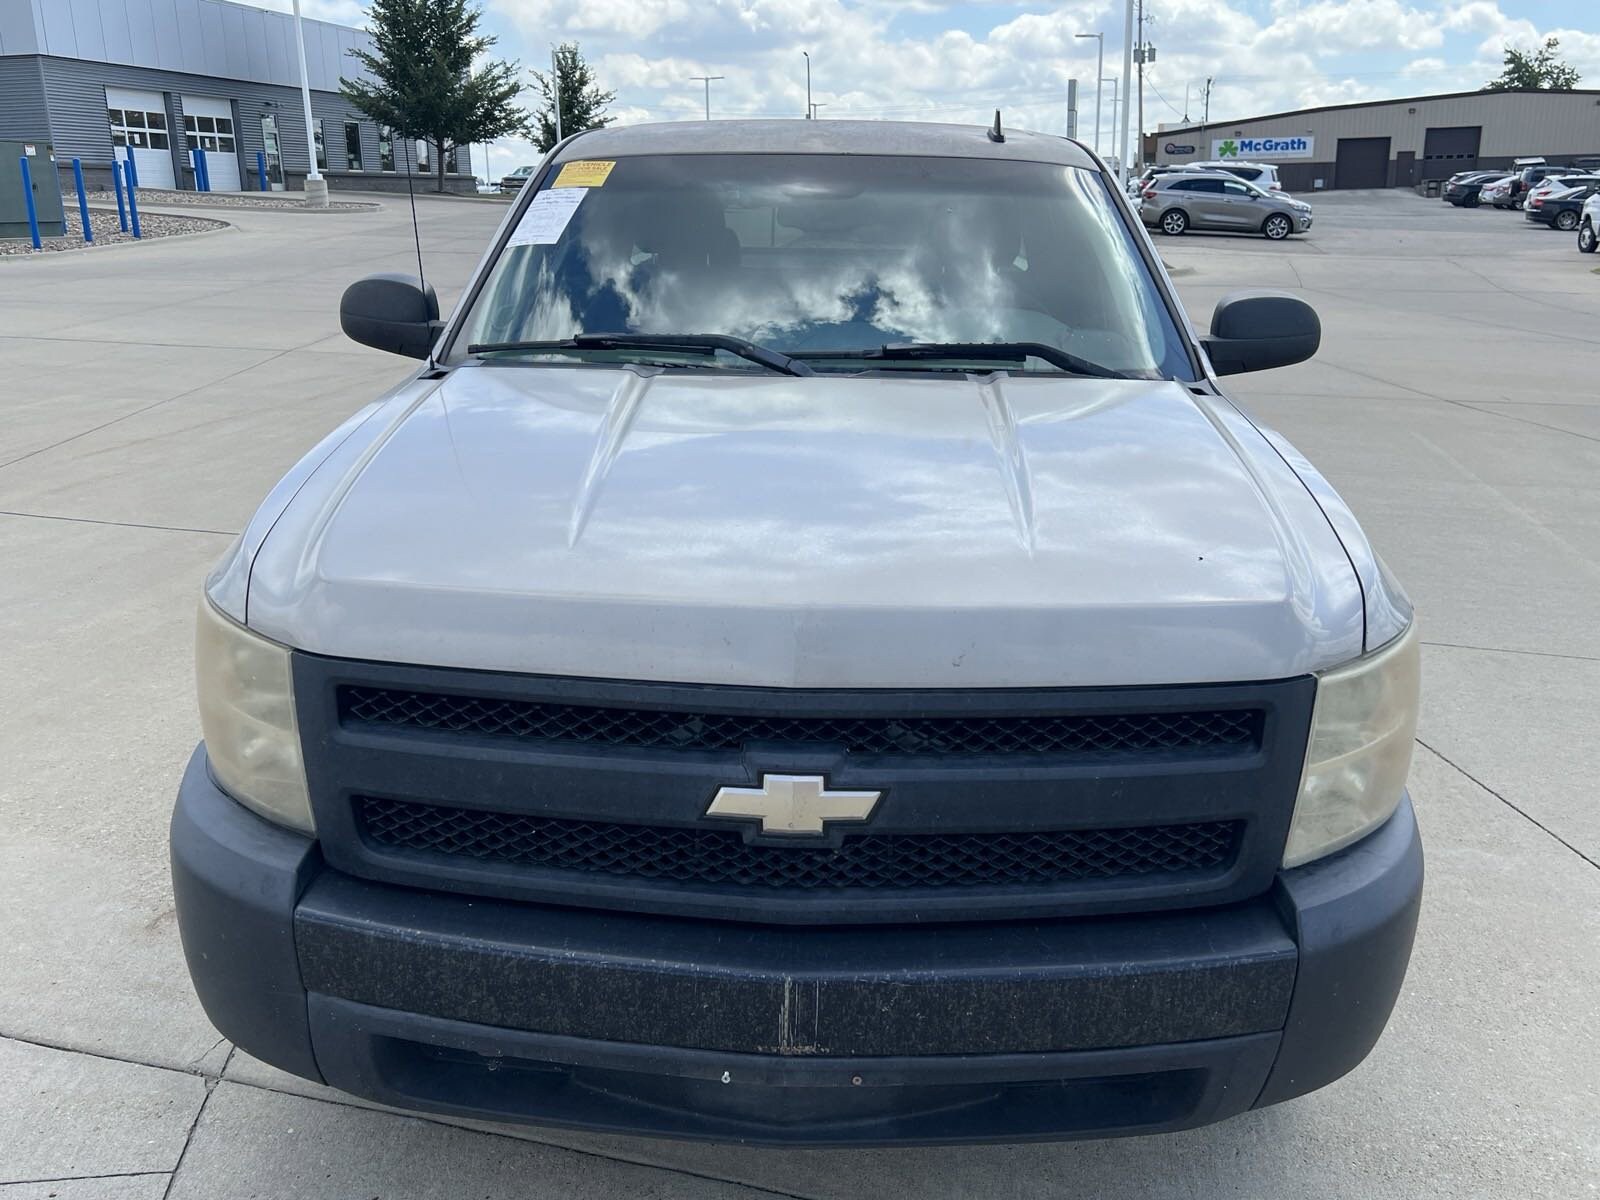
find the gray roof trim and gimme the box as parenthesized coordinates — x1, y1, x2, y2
(555, 120, 1098, 168)
(1159, 86, 1600, 138)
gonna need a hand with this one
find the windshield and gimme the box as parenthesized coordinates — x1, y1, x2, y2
(455, 153, 1192, 379)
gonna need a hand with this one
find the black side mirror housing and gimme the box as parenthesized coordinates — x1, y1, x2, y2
(1202, 292, 1320, 376)
(339, 273, 443, 360)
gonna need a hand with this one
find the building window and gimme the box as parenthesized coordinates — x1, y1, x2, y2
(109, 106, 170, 150)
(416, 139, 429, 173)
(313, 118, 327, 171)
(183, 113, 235, 155)
(446, 143, 458, 174)
(379, 126, 395, 172)
(344, 121, 364, 171)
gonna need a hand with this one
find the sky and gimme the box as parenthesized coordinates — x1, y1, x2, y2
(250, 1, 1600, 175)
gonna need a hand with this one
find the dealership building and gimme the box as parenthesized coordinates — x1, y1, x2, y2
(0, 0, 474, 194)
(1150, 88, 1600, 190)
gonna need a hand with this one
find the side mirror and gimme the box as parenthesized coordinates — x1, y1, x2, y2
(339, 273, 442, 359)
(1202, 292, 1320, 376)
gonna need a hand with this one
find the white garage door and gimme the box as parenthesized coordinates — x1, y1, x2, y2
(181, 95, 242, 191)
(105, 87, 176, 190)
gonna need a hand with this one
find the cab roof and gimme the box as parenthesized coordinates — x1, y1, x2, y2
(554, 119, 1100, 170)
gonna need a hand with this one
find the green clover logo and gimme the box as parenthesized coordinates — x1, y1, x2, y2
(1219, 140, 1239, 158)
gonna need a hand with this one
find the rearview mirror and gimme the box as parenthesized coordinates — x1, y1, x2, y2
(1202, 292, 1320, 376)
(339, 273, 443, 360)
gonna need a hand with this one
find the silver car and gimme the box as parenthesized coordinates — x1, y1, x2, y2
(1141, 171, 1313, 239)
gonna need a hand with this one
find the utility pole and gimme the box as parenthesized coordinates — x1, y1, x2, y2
(289, 0, 326, 207)
(1119, 0, 1134, 182)
(690, 75, 724, 120)
(1203, 76, 1213, 126)
(1135, 0, 1145, 175)
(1183, 82, 1190, 125)
(552, 46, 563, 143)
(809, 103, 827, 119)
(1102, 76, 1120, 171)
(1075, 32, 1103, 153)
(803, 51, 812, 118)
(1066, 79, 1078, 140)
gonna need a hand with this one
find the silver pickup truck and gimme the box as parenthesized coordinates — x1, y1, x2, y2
(172, 119, 1421, 1146)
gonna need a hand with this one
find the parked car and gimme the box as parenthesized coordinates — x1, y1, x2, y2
(1141, 171, 1312, 238)
(1480, 174, 1520, 208)
(1580, 191, 1599, 253)
(1443, 171, 1507, 207)
(1182, 160, 1283, 191)
(173, 119, 1420, 1147)
(1127, 163, 1190, 195)
(1523, 174, 1600, 210)
(1525, 185, 1597, 231)
(498, 164, 537, 193)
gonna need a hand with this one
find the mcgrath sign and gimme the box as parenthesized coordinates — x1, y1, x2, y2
(1212, 136, 1315, 160)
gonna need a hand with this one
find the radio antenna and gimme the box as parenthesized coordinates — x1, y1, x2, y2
(404, 135, 426, 297)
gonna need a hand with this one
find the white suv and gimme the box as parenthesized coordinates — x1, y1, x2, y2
(1185, 160, 1283, 191)
(1580, 191, 1599, 254)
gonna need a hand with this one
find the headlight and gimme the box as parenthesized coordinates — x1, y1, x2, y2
(195, 598, 314, 834)
(1284, 623, 1420, 868)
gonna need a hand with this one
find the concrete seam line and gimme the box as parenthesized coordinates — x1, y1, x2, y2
(161, 1077, 220, 1200)
(1421, 639, 1600, 664)
(0, 510, 238, 537)
(1415, 740, 1600, 872)
(2, 1171, 172, 1187)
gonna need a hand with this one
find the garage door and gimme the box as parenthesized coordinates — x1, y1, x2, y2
(1421, 126, 1481, 181)
(1335, 137, 1390, 189)
(105, 87, 176, 190)
(181, 96, 242, 191)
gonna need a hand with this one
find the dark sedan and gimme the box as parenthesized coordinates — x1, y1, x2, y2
(1443, 171, 1507, 207)
(498, 164, 537, 193)
(1524, 183, 1600, 231)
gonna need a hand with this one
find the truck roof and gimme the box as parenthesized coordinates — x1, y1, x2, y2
(553, 119, 1100, 170)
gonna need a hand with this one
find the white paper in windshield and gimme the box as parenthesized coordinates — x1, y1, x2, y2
(506, 187, 586, 247)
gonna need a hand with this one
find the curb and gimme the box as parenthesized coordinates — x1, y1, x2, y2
(0, 218, 236, 264)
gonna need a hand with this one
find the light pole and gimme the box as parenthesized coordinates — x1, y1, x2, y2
(803, 51, 812, 119)
(690, 75, 725, 120)
(1075, 32, 1103, 154)
(551, 46, 563, 143)
(1101, 77, 1120, 171)
(289, 0, 326, 207)
(810, 103, 828, 119)
(1119, 0, 1135, 183)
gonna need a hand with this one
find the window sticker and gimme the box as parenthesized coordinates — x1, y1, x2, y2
(506, 187, 587, 246)
(552, 160, 616, 188)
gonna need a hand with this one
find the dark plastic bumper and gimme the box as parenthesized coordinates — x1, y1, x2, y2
(171, 745, 1422, 1145)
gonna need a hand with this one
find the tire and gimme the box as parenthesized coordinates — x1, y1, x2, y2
(1580, 220, 1598, 254)
(1464, 193, 1480, 208)
(1553, 209, 1579, 232)
(1263, 214, 1293, 240)
(1160, 209, 1188, 236)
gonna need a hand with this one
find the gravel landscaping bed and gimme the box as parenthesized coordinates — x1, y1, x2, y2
(0, 207, 228, 256)
(87, 187, 378, 212)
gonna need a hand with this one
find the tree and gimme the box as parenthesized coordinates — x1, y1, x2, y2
(1483, 37, 1582, 91)
(529, 43, 616, 152)
(341, 0, 529, 192)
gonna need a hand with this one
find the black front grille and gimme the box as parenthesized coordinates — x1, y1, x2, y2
(356, 796, 1242, 891)
(340, 686, 1262, 758)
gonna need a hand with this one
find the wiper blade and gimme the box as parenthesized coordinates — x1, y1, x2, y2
(790, 342, 1132, 379)
(467, 333, 813, 377)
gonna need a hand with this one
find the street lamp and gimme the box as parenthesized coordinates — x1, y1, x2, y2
(690, 75, 725, 120)
(803, 51, 812, 119)
(289, 0, 326, 207)
(1119, 0, 1134, 183)
(810, 103, 828, 119)
(1101, 76, 1120, 171)
(1075, 32, 1103, 154)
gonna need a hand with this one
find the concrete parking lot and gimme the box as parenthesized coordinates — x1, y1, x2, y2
(2, 188, 1597, 1198)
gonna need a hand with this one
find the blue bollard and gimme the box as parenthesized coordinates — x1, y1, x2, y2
(125, 149, 139, 188)
(123, 162, 142, 238)
(72, 158, 93, 243)
(195, 146, 209, 192)
(256, 150, 268, 191)
(112, 157, 128, 231)
(19, 155, 41, 249)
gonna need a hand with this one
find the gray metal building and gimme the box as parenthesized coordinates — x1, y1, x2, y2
(0, 0, 474, 195)
(1151, 89, 1600, 191)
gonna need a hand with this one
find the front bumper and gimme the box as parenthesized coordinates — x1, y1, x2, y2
(172, 745, 1422, 1146)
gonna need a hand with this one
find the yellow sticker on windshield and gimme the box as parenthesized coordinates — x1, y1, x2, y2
(553, 160, 616, 188)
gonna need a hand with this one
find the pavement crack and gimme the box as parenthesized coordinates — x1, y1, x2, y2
(0, 1028, 212, 1078)
(1417, 739, 1600, 872)
(1421, 640, 1600, 664)
(162, 1074, 223, 1200)
(0, 509, 238, 537)
(1, 1170, 172, 1186)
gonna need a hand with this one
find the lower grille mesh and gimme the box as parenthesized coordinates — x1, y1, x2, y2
(356, 796, 1242, 891)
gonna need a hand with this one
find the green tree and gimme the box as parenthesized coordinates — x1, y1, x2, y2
(529, 43, 616, 152)
(341, 0, 529, 192)
(1483, 37, 1582, 91)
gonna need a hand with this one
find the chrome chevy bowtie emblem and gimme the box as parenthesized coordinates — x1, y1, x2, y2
(706, 774, 882, 836)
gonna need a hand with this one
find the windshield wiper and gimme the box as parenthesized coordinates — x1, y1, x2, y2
(789, 342, 1133, 379)
(467, 333, 813, 377)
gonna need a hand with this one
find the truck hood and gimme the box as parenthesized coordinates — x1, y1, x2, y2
(244, 364, 1365, 687)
